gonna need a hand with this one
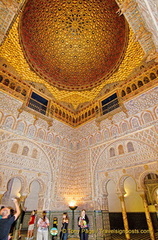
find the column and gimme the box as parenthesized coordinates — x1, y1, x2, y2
(38, 194, 44, 210)
(0, 193, 4, 203)
(20, 195, 27, 207)
(140, 192, 156, 240)
(119, 195, 130, 240)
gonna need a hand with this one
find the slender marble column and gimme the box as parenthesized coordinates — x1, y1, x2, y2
(119, 195, 130, 240)
(140, 193, 156, 240)
(0, 193, 3, 203)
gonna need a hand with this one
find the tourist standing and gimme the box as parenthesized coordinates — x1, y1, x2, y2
(78, 209, 89, 240)
(26, 210, 36, 239)
(60, 212, 69, 240)
(36, 211, 49, 240)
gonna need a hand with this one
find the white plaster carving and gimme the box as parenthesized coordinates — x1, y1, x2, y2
(0, 83, 158, 210)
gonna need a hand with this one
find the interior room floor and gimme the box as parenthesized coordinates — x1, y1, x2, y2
(17, 230, 158, 240)
(111, 232, 158, 240)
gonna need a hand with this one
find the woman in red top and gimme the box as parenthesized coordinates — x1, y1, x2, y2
(27, 210, 36, 239)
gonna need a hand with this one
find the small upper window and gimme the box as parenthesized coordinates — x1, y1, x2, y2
(10, 82, 15, 89)
(127, 142, 134, 152)
(3, 79, 9, 86)
(11, 143, 19, 154)
(132, 84, 137, 91)
(121, 90, 126, 97)
(32, 149, 38, 159)
(138, 81, 143, 88)
(118, 145, 124, 155)
(126, 87, 131, 94)
(150, 73, 156, 80)
(143, 77, 149, 84)
(110, 147, 115, 157)
(22, 146, 29, 156)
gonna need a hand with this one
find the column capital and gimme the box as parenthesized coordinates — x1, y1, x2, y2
(139, 191, 146, 199)
(117, 193, 125, 200)
(20, 195, 27, 202)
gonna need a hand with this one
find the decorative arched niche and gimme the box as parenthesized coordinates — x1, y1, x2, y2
(3, 115, 15, 129)
(1, 177, 23, 207)
(123, 176, 144, 212)
(24, 179, 44, 211)
(106, 180, 121, 212)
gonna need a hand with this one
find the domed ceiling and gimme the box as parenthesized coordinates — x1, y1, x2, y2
(20, 0, 128, 91)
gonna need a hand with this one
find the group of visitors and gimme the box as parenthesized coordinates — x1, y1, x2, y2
(35, 209, 89, 240)
(0, 199, 89, 240)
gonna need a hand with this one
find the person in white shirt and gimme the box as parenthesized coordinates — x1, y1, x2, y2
(36, 211, 49, 240)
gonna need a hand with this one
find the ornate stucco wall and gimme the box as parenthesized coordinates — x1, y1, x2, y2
(0, 85, 158, 211)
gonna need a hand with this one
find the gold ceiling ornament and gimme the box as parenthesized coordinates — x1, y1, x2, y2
(20, 0, 128, 91)
(60, 93, 91, 109)
(0, 3, 144, 108)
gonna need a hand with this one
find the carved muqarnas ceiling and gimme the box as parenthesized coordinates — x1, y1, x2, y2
(20, 0, 128, 91)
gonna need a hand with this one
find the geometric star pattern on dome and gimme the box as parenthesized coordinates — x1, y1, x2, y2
(20, 0, 128, 90)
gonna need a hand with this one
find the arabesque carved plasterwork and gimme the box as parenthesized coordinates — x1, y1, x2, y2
(136, 0, 158, 50)
(0, 137, 51, 173)
(125, 86, 158, 115)
(0, 78, 158, 210)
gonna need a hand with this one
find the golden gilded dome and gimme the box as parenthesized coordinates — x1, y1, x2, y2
(20, 0, 128, 91)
